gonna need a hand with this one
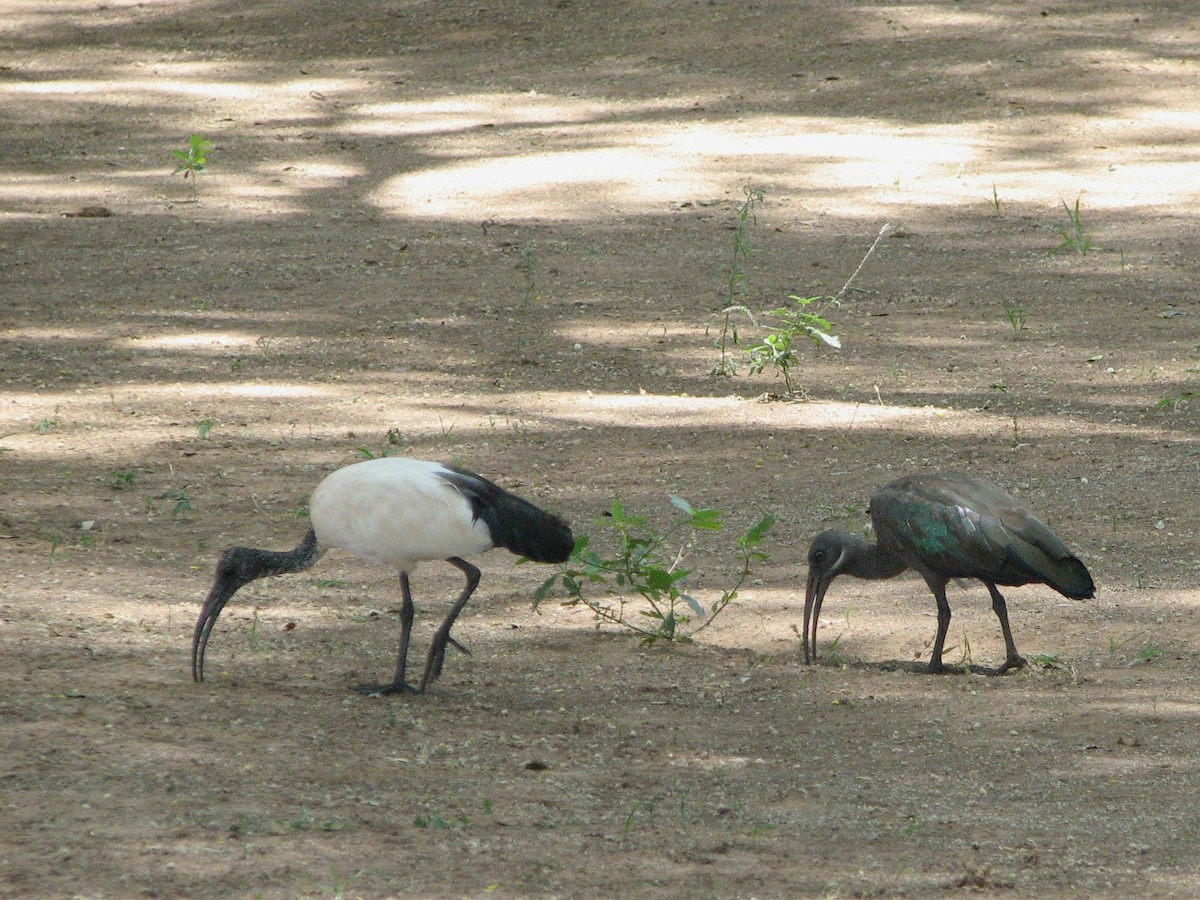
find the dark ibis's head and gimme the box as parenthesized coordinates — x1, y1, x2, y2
(802, 529, 860, 665)
(191, 546, 260, 683)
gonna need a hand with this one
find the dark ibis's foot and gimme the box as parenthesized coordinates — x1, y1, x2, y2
(995, 655, 1027, 675)
(351, 680, 422, 696)
(927, 659, 948, 675)
(447, 635, 471, 656)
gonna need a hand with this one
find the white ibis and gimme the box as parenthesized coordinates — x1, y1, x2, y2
(192, 457, 574, 694)
(803, 473, 1094, 674)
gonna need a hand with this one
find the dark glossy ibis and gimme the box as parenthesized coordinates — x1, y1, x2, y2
(192, 457, 574, 695)
(803, 473, 1094, 674)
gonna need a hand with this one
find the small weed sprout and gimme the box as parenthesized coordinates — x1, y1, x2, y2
(1056, 194, 1093, 254)
(1153, 347, 1200, 411)
(284, 806, 346, 832)
(712, 188, 765, 378)
(106, 470, 137, 489)
(1002, 302, 1027, 337)
(172, 134, 212, 195)
(33, 407, 62, 433)
(354, 428, 404, 460)
(1108, 632, 1164, 666)
(197, 418, 217, 439)
(535, 496, 774, 644)
(823, 633, 847, 666)
(990, 183, 1003, 216)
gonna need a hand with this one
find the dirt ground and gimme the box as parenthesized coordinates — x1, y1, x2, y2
(3, 0, 1200, 896)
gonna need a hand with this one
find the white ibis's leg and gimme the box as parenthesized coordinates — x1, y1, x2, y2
(354, 571, 419, 695)
(419, 558, 481, 691)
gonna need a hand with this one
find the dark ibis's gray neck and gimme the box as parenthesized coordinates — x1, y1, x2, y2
(844, 536, 908, 581)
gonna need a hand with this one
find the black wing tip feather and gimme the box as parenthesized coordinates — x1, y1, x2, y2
(1061, 557, 1096, 600)
(438, 466, 574, 563)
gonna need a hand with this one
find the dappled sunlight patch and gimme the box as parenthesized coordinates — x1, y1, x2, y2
(494, 389, 958, 430)
(347, 92, 648, 137)
(367, 113, 987, 220)
(124, 332, 264, 351)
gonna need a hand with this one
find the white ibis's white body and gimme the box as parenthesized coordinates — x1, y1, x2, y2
(193, 455, 574, 694)
(310, 458, 494, 573)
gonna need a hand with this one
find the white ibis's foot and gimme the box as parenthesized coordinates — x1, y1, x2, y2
(420, 633, 459, 691)
(996, 655, 1027, 675)
(351, 680, 421, 696)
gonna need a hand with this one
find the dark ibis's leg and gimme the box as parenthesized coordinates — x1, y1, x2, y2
(927, 582, 953, 674)
(354, 571, 420, 695)
(985, 581, 1027, 674)
(419, 558, 481, 692)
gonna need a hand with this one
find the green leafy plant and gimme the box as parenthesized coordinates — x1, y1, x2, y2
(744, 295, 841, 394)
(990, 183, 1003, 216)
(1056, 194, 1093, 254)
(535, 496, 774, 644)
(723, 222, 888, 395)
(197, 418, 217, 439)
(166, 488, 193, 518)
(711, 188, 765, 377)
(172, 134, 212, 193)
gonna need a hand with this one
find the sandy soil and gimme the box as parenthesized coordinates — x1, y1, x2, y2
(2, 0, 1200, 896)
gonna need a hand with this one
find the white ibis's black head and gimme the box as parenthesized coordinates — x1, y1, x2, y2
(191, 546, 262, 683)
(803, 530, 862, 665)
(192, 532, 320, 685)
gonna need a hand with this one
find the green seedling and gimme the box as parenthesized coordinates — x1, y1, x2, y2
(197, 418, 217, 439)
(106, 470, 137, 489)
(1056, 194, 1093, 254)
(413, 815, 453, 830)
(323, 867, 363, 900)
(172, 134, 212, 193)
(1154, 390, 1198, 411)
(1002, 302, 1027, 337)
(990, 183, 1003, 216)
(166, 488, 193, 518)
(284, 806, 346, 832)
(354, 429, 404, 460)
(620, 797, 654, 844)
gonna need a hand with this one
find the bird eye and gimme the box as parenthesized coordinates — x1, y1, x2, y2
(813, 549, 825, 562)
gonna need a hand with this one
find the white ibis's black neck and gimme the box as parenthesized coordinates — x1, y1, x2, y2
(222, 529, 322, 587)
